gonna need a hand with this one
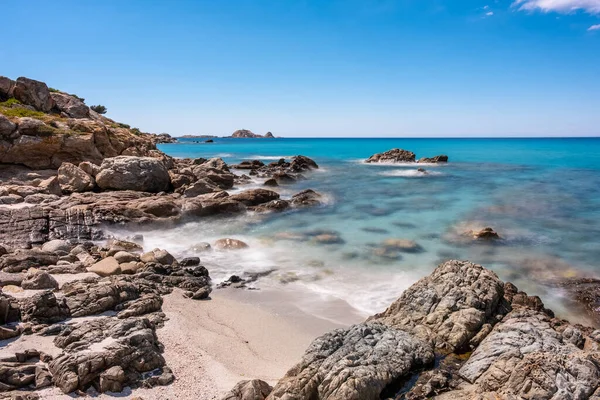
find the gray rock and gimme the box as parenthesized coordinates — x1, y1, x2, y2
(229, 189, 280, 206)
(291, 189, 322, 207)
(19, 291, 70, 325)
(78, 161, 101, 177)
(0, 271, 24, 286)
(96, 156, 171, 192)
(87, 256, 121, 277)
(140, 248, 175, 265)
(0, 76, 16, 100)
(268, 322, 434, 400)
(113, 251, 137, 264)
(183, 179, 221, 197)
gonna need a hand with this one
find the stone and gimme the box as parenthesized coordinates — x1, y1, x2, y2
(113, 251, 137, 264)
(0, 76, 16, 100)
(96, 156, 171, 192)
(291, 189, 322, 207)
(471, 227, 500, 240)
(253, 200, 290, 213)
(233, 160, 265, 170)
(50, 92, 90, 118)
(263, 178, 278, 187)
(180, 257, 200, 267)
(87, 257, 121, 277)
(57, 162, 94, 193)
(229, 189, 280, 206)
(140, 249, 175, 265)
(19, 291, 70, 325)
(223, 379, 273, 400)
(0, 194, 24, 204)
(13, 77, 55, 112)
(0, 113, 17, 138)
(38, 176, 62, 196)
(289, 155, 319, 171)
(97, 366, 126, 393)
(214, 238, 249, 250)
(190, 242, 212, 252)
(119, 261, 142, 275)
(267, 323, 434, 400)
(41, 239, 71, 253)
(365, 148, 416, 163)
(78, 161, 101, 177)
(21, 270, 59, 290)
(183, 179, 221, 197)
(0, 249, 59, 273)
(418, 155, 449, 163)
(0, 271, 24, 286)
(60, 276, 140, 317)
(380, 238, 424, 253)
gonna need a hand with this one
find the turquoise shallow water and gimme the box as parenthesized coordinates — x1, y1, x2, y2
(143, 138, 600, 325)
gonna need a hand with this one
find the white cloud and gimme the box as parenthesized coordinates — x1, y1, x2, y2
(486, 11, 495, 15)
(513, 0, 600, 14)
(484, 5, 490, 9)
(589, 23, 600, 29)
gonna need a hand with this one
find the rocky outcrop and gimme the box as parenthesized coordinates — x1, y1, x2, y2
(365, 149, 449, 164)
(13, 77, 55, 113)
(228, 260, 600, 400)
(230, 129, 274, 138)
(95, 156, 171, 192)
(365, 148, 416, 163)
(50, 91, 89, 118)
(57, 162, 94, 193)
(222, 379, 274, 400)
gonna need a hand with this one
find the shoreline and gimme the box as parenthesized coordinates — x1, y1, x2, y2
(28, 286, 355, 399)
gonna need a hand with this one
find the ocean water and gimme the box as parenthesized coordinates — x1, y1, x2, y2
(133, 138, 600, 325)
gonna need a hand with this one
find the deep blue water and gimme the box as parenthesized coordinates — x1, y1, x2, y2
(147, 138, 600, 325)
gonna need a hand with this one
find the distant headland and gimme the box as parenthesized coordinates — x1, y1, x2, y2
(178, 129, 277, 139)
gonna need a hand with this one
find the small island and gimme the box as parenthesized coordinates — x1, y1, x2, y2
(228, 129, 275, 138)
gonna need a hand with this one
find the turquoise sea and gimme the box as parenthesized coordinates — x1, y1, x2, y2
(142, 138, 600, 325)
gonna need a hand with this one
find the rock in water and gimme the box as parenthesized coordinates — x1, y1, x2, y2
(365, 148, 416, 163)
(418, 155, 448, 163)
(95, 156, 171, 192)
(214, 238, 249, 250)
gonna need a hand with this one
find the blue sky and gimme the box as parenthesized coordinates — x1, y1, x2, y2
(2, 0, 599, 137)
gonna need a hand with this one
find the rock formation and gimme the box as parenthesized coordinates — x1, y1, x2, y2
(230, 129, 276, 138)
(365, 148, 448, 164)
(224, 260, 600, 400)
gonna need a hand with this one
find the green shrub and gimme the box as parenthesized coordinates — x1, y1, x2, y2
(131, 127, 142, 135)
(0, 106, 46, 118)
(0, 98, 22, 107)
(49, 87, 60, 93)
(118, 122, 131, 129)
(90, 105, 107, 114)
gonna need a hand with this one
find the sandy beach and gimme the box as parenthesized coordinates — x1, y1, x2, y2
(1, 286, 362, 400)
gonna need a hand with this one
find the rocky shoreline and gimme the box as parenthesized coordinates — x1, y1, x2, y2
(2, 77, 600, 400)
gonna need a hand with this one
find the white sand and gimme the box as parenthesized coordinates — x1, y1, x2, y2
(34, 287, 361, 399)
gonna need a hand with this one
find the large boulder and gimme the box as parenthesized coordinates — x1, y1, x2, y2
(223, 379, 273, 400)
(58, 162, 94, 193)
(365, 148, 416, 163)
(0, 76, 16, 100)
(50, 92, 90, 118)
(21, 270, 59, 290)
(13, 77, 55, 112)
(95, 156, 171, 192)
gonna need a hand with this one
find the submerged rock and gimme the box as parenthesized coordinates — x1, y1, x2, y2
(214, 238, 249, 250)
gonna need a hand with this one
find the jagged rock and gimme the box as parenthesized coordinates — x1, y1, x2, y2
(21, 270, 59, 290)
(365, 149, 416, 163)
(106, 238, 143, 254)
(88, 257, 121, 277)
(37, 176, 62, 196)
(57, 162, 94, 193)
(97, 366, 126, 393)
(49, 316, 166, 393)
(96, 156, 171, 192)
(0, 194, 23, 205)
(13, 77, 55, 112)
(223, 379, 273, 400)
(61, 276, 140, 317)
(50, 92, 90, 118)
(370, 260, 508, 352)
(289, 155, 319, 171)
(116, 293, 163, 319)
(180, 257, 200, 267)
(19, 291, 70, 325)
(291, 189, 323, 207)
(214, 238, 249, 250)
(229, 189, 280, 206)
(267, 323, 434, 400)
(135, 197, 180, 217)
(263, 178, 278, 187)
